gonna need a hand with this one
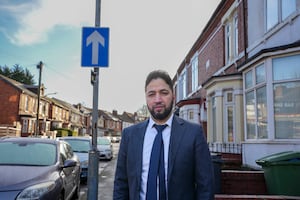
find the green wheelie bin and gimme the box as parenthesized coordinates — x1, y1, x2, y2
(256, 151, 300, 196)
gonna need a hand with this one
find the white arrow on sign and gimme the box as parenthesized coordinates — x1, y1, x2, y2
(86, 30, 105, 65)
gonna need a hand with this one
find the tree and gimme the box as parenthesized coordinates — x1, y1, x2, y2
(0, 64, 36, 85)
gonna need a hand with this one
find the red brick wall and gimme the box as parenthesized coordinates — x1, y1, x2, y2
(198, 27, 225, 87)
(237, 0, 247, 59)
(221, 153, 242, 169)
(198, 0, 247, 87)
(221, 170, 267, 195)
(0, 79, 20, 125)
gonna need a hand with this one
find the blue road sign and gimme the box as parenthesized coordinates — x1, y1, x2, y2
(81, 27, 109, 67)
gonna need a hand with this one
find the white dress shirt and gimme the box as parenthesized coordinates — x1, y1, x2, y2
(140, 114, 173, 200)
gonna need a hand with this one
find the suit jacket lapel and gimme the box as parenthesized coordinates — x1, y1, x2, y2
(168, 116, 185, 180)
(133, 120, 149, 189)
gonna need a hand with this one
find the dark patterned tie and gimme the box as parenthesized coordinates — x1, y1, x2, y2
(146, 124, 167, 200)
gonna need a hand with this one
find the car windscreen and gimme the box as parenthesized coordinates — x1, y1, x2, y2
(0, 142, 56, 166)
(63, 139, 90, 153)
(97, 138, 110, 145)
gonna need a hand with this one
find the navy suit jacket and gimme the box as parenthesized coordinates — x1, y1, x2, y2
(113, 115, 214, 200)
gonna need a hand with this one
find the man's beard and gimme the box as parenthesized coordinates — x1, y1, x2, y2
(148, 100, 173, 121)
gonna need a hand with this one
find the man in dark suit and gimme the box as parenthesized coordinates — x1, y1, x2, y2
(113, 70, 214, 200)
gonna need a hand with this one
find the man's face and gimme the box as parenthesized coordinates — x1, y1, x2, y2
(145, 78, 174, 123)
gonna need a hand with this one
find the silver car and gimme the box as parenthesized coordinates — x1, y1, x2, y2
(97, 137, 113, 160)
(57, 137, 91, 183)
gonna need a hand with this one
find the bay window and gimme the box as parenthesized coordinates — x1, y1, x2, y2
(244, 54, 300, 140)
(273, 54, 300, 139)
(245, 64, 267, 139)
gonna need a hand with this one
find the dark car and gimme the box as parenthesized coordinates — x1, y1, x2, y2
(0, 137, 81, 200)
(57, 137, 91, 182)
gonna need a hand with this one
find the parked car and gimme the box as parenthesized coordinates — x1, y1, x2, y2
(0, 137, 81, 200)
(57, 137, 91, 182)
(97, 137, 113, 160)
(111, 136, 120, 143)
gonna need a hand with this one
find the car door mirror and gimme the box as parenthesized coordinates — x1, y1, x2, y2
(63, 159, 77, 168)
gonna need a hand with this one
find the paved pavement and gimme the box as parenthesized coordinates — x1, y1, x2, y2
(79, 144, 118, 200)
(97, 157, 117, 200)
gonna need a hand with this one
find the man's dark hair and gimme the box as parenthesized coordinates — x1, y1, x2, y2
(145, 70, 173, 91)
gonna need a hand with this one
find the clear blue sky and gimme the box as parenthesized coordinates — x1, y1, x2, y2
(0, 0, 220, 113)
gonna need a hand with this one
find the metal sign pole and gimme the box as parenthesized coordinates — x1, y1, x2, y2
(87, 0, 101, 199)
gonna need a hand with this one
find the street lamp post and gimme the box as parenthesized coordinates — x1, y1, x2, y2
(35, 61, 43, 137)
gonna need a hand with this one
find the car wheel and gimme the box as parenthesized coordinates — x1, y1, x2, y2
(58, 192, 64, 200)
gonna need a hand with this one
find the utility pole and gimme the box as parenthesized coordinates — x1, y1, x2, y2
(35, 61, 43, 137)
(87, 0, 101, 199)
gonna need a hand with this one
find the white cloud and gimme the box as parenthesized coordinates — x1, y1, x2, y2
(9, 0, 95, 46)
(2, 0, 222, 113)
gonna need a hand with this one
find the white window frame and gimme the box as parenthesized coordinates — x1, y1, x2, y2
(211, 96, 217, 142)
(24, 96, 29, 112)
(224, 91, 235, 142)
(177, 69, 187, 102)
(191, 54, 199, 92)
(244, 63, 268, 140)
(272, 54, 300, 139)
(188, 109, 194, 121)
(225, 12, 239, 64)
(266, 0, 296, 31)
(234, 15, 239, 57)
(22, 118, 29, 133)
(225, 23, 232, 63)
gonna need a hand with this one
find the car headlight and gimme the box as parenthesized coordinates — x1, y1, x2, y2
(17, 181, 55, 200)
(81, 160, 89, 168)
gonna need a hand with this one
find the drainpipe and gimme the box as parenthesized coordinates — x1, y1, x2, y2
(242, 0, 248, 61)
